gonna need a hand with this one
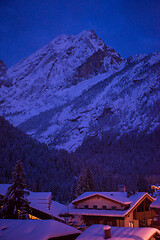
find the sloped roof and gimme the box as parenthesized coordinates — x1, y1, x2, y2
(150, 195, 160, 209)
(30, 200, 67, 221)
(0, 184, 51, 201)
(62, 192, 154, 218)
(28, 192, 51, 200)
(72, 192, 132, 205)
(0, 184, 66, 221)
(0, 219, 81, 240)
(76, 224, 160, 240)
(0, 184, 11, 196)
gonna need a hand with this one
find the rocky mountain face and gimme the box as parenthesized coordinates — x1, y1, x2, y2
(0, 30, 160, 151)
(0, 60, 8, 87)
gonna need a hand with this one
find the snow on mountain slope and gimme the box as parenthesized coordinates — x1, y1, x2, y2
(5, 30, 124, 92)
(0, 30, 160, 151)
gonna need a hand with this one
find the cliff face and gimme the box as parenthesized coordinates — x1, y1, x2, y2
(0, 30, 160, 151)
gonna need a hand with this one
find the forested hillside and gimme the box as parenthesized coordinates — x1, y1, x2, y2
(1, 116, 160, 203)
(0, 116, 78, 203)
(74, 128, 160, 191)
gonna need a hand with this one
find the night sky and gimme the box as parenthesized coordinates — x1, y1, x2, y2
(0, 0, 159, 67)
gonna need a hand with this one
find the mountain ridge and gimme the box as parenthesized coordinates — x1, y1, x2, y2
(0, 30, 160, 151)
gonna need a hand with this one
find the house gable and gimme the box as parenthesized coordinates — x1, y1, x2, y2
(124, 193, 155, 218)
(61, 192, 155, 228)
(73, 194, 129, 210)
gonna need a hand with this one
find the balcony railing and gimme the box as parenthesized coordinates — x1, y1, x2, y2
(133, 211, 153, 220)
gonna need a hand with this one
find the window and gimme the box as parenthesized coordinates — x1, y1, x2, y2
(112, 206, 116, 210)
(84, 205, 88, 209)
(102, 206, 107, 210)
(93, 205, 97, 209)
(124, 204, 130, 210)
(129, 221, 134, 227)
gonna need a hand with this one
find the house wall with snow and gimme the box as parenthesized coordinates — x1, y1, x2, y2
(150, 195, 160, 229)
(64, 192, 156, 228)
(123, 212, 139, 228)
(75, 195, 127, 210)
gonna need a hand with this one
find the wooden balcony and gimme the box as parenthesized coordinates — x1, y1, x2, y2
(133, 210, 153, 220)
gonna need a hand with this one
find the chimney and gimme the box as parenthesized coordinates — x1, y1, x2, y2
(118, 185, 126, 192)
(103, 225, 111, 239)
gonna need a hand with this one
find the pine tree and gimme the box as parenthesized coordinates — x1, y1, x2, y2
(75, 167, 95, 198)
(0, 160, 29, 219)
(137, 174, 148, 192)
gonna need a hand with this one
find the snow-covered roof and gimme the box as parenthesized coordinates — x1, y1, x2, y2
(0, 184, 11, 196)
(0, 219, 81, 240)
(62, 192, 154, 218)
(150, 195, 160, 209)
(72, 192, 133, 205)
(28, 192, 51, 200)
(0, 184, 51, 199)
(27, 192, 52, 205)
(76, 224, 160, 240)
(30, 200, 67, 221)
(0, 184, 30, 197)
(61, 207, 126, 218)
(0, 184, 66, 221)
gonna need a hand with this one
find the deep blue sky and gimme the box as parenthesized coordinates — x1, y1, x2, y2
(0, 0, 159, 67)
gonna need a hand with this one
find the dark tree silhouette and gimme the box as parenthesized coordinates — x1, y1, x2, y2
(75, 167, 95, 198)
(0, 160, 29, 219)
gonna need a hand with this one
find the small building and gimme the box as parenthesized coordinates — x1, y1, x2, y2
(150, 195, 160, 229)
(60, 192, 156, 228)
(75, 224, 160, 240)
(151, 185, 160, 193)
(0, 184, 66, 222)
(0, 219, 81, 240)
(29, 198, 67, 222)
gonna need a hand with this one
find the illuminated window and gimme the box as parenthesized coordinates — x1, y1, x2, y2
(129, 221, 134, 227)
(29, 214, 40, 220)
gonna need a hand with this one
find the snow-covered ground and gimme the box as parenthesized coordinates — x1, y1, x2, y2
(76, 224, 160, 240)
(0, 219, 81, 240)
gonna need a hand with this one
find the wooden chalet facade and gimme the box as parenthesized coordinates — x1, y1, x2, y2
(150, 195, 160, 229)
(61, 192, 156, 228)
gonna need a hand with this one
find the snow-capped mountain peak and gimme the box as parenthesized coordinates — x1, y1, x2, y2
(0, 31, 159, 151)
